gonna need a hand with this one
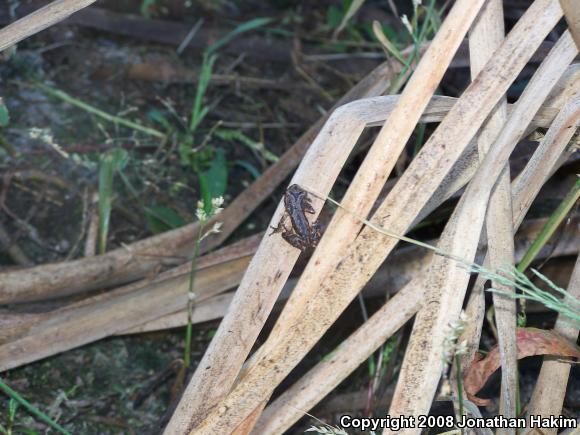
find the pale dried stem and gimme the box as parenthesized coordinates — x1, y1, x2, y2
(559, 0, 580, 49)
(121, 292, 234, 334)
(0, 240, 256, 371)
(256, 98, 580, 435)
(457, 85, 580, 378)
(386, 29, 577, 434)
(184, 1, 566, 434)
(468, 0, 517, 425)
(0, 0, 97, 52)
(167, 1, 487, 432)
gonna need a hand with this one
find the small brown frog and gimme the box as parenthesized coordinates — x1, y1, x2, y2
(270, 184, 323, 251)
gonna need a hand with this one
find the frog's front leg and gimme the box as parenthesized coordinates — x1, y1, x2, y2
(302, 197, 316, 215)
(270, 214, 289, 235)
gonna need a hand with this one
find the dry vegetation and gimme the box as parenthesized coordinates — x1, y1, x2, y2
(0, 0, 579, 434)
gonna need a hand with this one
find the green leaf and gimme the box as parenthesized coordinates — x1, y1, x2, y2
(215, 129, 278, 163)
(190, 53, 216, 134)
(145, 205, 187, 233)
(8, 398, 18, 420)
(0, 99, 9, 128)
(372, 20, 408, 66)
(234, 160, 261, 179)
(198, 148, 228, 212)
(178, 136, 194, 166)
(206, 17, 272, 55)
(147, 108, 172, 131)
(326, 6, 342, 28)
(98, 148, 129, 254)
(140, 0, 158, 18)
(334, 0, 364, 36)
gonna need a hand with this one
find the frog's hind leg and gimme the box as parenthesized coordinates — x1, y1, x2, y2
(312, 220, 324, 235)
(281, 231, 307, 251)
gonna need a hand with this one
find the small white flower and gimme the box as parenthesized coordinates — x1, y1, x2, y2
(200, 221, 223, 241)
(441, 311, 469, 365)
(210, 196, 224, 216)
(211, 196, 224, 208)
(401, 14, 413, 35)
(196, 208, 207, 222)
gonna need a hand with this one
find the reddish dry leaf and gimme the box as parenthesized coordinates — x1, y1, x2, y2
(464, 327, 580, 405)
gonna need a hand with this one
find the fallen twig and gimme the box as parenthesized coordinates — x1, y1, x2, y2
(0, 0, 96, 52)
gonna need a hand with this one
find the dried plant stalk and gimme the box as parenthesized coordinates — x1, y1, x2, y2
(0, 0, 97, 52)
(468, 0, 517, 425)
(180, 2, 567, 434)
(0, 95, 563, 371)
(560, 0, 580, 48)
(387, 30, 577, 432)
(457, 83, 580, 377)
(0, 249, 253, 371)
(166, 1, 487, 432)
(120, 292, 234, 334)
(255, 116, 579, 435)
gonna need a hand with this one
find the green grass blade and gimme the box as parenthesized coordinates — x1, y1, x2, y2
(206, 17, 272, 55)
(372, 20, 408, 66)
(198, 149, 228, 211)
(334, 0, 366, 37)
(190, 53, 217, 133)
(98, 149, 128, 254)
(517, 178, 580, 272)
(215, 129, 278, 163)
(0, 98, 9, 128)
(0, 378, 71, 435)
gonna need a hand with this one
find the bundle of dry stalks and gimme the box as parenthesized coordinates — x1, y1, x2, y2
(0, 1, 579, 435)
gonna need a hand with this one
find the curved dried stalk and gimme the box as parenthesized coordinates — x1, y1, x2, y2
(0, 0, 96, 52)
(166, 0, 487, 432)
(387, 29, 577, 432)
(468, 0, 517, 426)
(176, 1, 564, 433)
(255, 103, 579, 434)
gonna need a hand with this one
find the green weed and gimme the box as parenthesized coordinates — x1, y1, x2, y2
(0, 378, 69, 435)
